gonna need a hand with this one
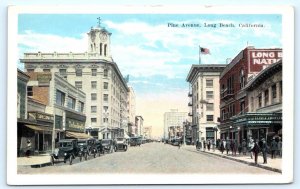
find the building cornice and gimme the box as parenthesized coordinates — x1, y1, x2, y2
(186, 64, 226, 82)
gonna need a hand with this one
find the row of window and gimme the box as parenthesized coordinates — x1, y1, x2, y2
(193, 79, 214, 92)
(26, 68, 108, 77)
(56, 90, 84, 113)
(194, 91, 214, 102)
(90, 93, 109, 102)
(75, 81, 109, 90)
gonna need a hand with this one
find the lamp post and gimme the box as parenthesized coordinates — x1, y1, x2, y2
(229, 126, 233, 140)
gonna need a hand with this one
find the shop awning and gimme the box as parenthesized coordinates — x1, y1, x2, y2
(66, 131, 92, 139)
(25, 124, 53, 132)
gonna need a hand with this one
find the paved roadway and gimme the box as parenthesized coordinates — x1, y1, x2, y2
(18, 142, 279, 174)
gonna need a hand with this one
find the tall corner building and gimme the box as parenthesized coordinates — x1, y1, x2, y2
(20, 24, 129, 140)
(163, 109, 187, 140)
(186, 64, 226, 144)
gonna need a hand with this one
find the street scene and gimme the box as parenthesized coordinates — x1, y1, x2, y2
(15, 13, 283, 177)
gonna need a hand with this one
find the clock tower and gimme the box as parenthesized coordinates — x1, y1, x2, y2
(87, 19, 112, 58)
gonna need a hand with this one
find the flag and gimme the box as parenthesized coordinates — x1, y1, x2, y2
(200, 47, 210, 55)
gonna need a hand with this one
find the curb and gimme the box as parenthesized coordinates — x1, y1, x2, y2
(201, 150, 282, 173)
(18, 162, 53, 168)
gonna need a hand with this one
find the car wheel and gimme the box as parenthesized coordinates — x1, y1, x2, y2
(114, 146, 117, 152)
(79, 155, 82, 162)
(93, 151, 96, 158)
(84, 153, 88, 160)
(69, 156, 73, 165)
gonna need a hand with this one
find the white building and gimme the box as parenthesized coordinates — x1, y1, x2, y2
(163, 109, 187, 140)
(186, 64, 226, 143)
(127, 86, 136, 136)
(20, 23, 129, 139)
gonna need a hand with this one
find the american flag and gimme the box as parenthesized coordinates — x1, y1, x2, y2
(200, 47, 210, 55)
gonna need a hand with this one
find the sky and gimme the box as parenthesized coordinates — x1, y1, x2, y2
(18, 14, 282, 138)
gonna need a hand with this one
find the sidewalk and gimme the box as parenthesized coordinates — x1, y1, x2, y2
(17, 154, 52, 168)
(182, 145, 282, 173)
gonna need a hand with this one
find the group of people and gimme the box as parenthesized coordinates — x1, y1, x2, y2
(196, 137, 282, 165)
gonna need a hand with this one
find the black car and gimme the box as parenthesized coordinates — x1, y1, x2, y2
(114, 138, 128, 152)
(78, 138, 97, 159)
(129, 137, 142, 147)
(51, 139, 80, 165)
(95, 140, 104, 155)
(101, 139, 115, 153)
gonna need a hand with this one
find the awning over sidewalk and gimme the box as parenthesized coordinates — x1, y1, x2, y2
(25, 124, 53, 132)
(65, 131, 92, 139)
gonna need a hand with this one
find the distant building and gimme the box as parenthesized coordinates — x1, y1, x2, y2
(186, 64, 226, 144)
(135, 116, 144, 137)
(20, 23, 129, 139)
(163, 109, 187, 140)
(143, 126, 152, 139)
(127, 86, 136, 137)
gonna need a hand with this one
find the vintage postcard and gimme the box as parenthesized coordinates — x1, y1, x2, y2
(7, 5, 294, 185)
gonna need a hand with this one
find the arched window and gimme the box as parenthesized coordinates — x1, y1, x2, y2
(100, 43, 102, 55)
(94, 43, 96, 51)
(240, 69, 245, 89)
(104, 44, 107, 56)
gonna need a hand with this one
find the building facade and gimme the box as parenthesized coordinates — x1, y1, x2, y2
(127, 86, 136, 137)
(135, 116, 144, 137)
(143, 126, 152, 139)
(20, 24, 129, 139)
(186, 64, 226, 144)
(219, 47, 282, 143)
(230, 60, 282, 145)
(163, 109, 187, 140)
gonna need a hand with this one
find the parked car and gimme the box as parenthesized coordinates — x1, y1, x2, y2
(101, 139, 115, 153)
(95, 140, 104, 156)
(51, 139, 80, 165)
(129, 137, 142, 147)
(78, 138, 97, 159)
(114, 138, 128, 152)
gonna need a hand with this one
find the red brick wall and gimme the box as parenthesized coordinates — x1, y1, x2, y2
(32, 86, 49, 105)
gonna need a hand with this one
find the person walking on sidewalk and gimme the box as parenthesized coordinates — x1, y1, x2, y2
(203, 140, 206, 152)
(260, 138, 268, 164)
(252, 139, 260, 164)
(248, 137, 255, 159)
(212, 140, 216, 152)
(242, 139, 247, 155)
(277, 138, 282, 157)
(226, 139, 230, 155)
(270, 138, 278, 159)
(220, 139, 225, 154)
(25, 139, 32, 158)
(207, 140, 211, 151)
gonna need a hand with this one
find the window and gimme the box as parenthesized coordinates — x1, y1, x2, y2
(103, 69, 108, 77)
(104, 44, 107, 56)
(91, 118, 97, 123)
(103, 94, 108, 102)
(264, 89, 269, 106)
(206, 103, 214, 111)
(17, 93, 20, 118)
(103, 82, 108, 90)
(91, 106, 97, 113)
(59, 69, 67, 79)
(240, 69, 245, 89)
(56, 90, 65, 106)
(75, 81, 82, 89)
(67, 96, 76, 109)
(103, 106, 108, 112)
(78, 101, 84, 113)
(258, 94, 262, 108)
(76, 69, 82, 76)
(206, 79, 213, 88)
(92, 69, 97, 76)
(27, 86, 33, 96)
(207, 115, 214, 122)
(91, 93, 97, 101)
(272, 84, 277, 100)
(43, 69, 50, 72)
(206, 91, 214, 99)
(91, 81, 97, 89)
(27, 69, 34, 72)
(221, 109, 226, 120)
(103, 118, 108, 123)
(240, 101, 245, 115)
(100, 43, 103, 55)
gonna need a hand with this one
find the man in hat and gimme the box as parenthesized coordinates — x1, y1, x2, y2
(270, 138, 278, 159)
(260, 138, 268, 164)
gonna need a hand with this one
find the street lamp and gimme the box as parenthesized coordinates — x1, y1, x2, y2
(229, 126, 233, 140)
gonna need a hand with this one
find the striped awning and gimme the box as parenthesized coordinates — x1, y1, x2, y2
(66, 131, 92, 139)
(25, 124, 53, 132)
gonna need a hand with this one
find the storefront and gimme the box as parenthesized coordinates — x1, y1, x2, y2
(64, 110, 89, 139)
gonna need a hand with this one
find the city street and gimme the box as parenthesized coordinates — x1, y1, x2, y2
(18, 142, 279, 175)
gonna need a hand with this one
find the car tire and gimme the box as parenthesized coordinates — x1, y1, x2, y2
(84, 153, 88, 161)
(114, 146, 117, 152)
(93, 151, 96, 158)
(124, 146, 127, 151)
(69, 155, 73, 165)
(79, 155, 82, 162)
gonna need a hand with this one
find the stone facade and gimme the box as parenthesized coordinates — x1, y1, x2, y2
(163, 109, 187, 140)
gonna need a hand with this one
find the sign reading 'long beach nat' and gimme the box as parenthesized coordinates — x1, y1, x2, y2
(248, 49, 282, 73)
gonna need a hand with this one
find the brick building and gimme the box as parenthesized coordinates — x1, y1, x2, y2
(219, 46, 282, 143)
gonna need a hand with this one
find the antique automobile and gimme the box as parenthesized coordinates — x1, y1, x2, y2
(88, 138, 99, 158)
(95, 140, 104, 156)
(129, 137, 142, 147)
(78, 138, 96, 159)
(101, 139, 115, 153)
(51, 139, 80, 165)
(114, 137, 128, 152)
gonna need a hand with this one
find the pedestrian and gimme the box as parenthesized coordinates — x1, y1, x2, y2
(238, 141, 242, 155)
(277, 138, 282, 157)
(196, 139, 200, 150)
(232, 140, 237, 156)
(220, 139, 225, 154)
(207, 140, 211, 151)
(270, 138, 278, 159)
(248, 137, 255, 159)
(203, 140, 206, 152)
(252, 139, 260, 164)
(242, 139, 247, 155)
(212, 140, 216, 152)
(226, 139, 230, 155)
(178, 141, 181, 149)
(25, 139, 31, 158)
(260, 138, 268, 164)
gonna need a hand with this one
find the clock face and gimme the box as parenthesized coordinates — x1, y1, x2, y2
(100, 33, 108, 41)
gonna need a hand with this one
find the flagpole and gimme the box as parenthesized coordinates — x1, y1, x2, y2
(199, 45, 201, 64)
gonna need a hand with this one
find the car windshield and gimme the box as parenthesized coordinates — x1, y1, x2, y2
(59, 142, 72, 147)
(78, 141, 87, 146)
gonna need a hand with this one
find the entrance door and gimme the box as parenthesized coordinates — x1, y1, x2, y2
(39, 133, 44, 151)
